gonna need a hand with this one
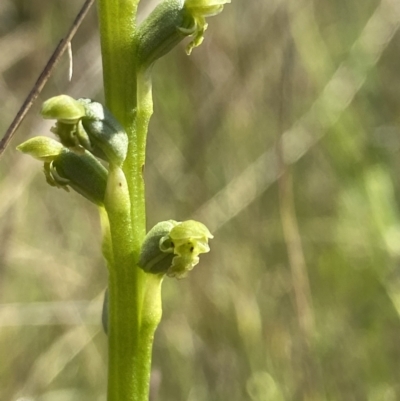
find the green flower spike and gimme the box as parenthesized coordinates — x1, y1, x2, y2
(139, 220, 213, 278)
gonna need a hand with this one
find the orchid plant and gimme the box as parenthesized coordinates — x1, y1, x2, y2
(17, 0, 229, 400)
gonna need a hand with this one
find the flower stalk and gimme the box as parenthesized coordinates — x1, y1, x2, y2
(97, 1, 147, 400)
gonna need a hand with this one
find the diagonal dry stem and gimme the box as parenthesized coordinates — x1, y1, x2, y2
(0, 0, 95, 158)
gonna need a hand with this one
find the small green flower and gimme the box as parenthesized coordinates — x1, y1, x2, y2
(139, 219, 213, 278)
(183, 0, 230, 54)
(18, 136, 108, 205)
(163, 220, 213, 277)
(137, 0, 230, 67)
(40, 95, 128, 166)
(137, 0, 191, 68)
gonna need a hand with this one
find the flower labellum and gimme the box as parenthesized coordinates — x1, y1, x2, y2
(183, 0, 231, 54)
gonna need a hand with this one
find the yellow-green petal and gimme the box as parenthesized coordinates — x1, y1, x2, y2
(41, 95, 86, 123)
(183, 0, 230, 54)
(185, 0, 230, 9)
(170, 220, 213, 240)
(17, 136, 65, 162)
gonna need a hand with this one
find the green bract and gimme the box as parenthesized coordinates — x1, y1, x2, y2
(139, 219, 213, 278)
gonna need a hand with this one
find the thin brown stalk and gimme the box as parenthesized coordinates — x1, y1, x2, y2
(0, 0, 95, 158)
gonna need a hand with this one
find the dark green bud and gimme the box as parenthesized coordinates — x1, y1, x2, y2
(137, 0, 196, 68)
(48, 149, 108, 205)
(137, 0, 231, 65)
(139, 220, 177, 275)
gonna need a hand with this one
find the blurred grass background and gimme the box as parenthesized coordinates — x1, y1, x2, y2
(1, 0, 400, 400)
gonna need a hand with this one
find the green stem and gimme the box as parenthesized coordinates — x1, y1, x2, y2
(97, 0, 139, 115)
(97, 2, 160, 401)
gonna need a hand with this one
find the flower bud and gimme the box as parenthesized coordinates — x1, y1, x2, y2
(139, 219, 213, 278)
(78, 99, 128, 166)
(139, 220, 177, 275)
(137, 0, 230, 66)
(137, 0, 194, 68)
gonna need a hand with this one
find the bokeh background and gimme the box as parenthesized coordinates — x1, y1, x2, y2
(1, 0, 400, 400)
